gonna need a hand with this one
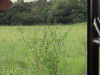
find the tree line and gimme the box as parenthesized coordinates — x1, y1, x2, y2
(0, 0, 87, 26)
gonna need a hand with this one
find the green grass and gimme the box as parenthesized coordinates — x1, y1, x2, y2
(0, 22, 87, 75)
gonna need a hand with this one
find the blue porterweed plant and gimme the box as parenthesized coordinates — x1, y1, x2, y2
(19, 23, 72, 74)
(35, 63, 38, 65)
(73, 13, 74, 24)
(50, 31, 57, 41)
(25, 67, 29, 74)
(6, 54, 7, 57)
(5, 54, 10, 69)
(85, 72, 87, 75)
(48, 11, 50, 13)
(53, 1, 54, 3)
(49, 14, 51, 16)
(72, 10, 75, 24)
(63, 43, 65, 45)
(26, 67, 29, 69)
(24, 54, 26, 56)
(47, 10, 53, 25)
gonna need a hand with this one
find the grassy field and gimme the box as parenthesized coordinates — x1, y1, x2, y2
(0, 22, 87, 75)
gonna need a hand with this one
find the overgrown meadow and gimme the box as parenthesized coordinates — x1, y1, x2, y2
(0, 22, 87, 75)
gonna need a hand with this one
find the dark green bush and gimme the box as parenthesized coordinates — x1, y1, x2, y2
(0, 0, 87, 26)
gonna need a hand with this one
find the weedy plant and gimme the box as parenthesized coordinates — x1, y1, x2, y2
(19, 23, 72, 74)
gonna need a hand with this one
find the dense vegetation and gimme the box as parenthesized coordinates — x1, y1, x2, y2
(0, 0, 87, 26)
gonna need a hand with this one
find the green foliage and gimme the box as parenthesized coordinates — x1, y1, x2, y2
(11, 3, 29, 13)
(71, 3, 87, 23)
(51, 0, 78, 24)
(79, 0, 87, 6)
(0, 0, 87, 25)
(21, 12, 34, 25)
(10, 12, 34, 25)
(50, 2, 60, 11)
